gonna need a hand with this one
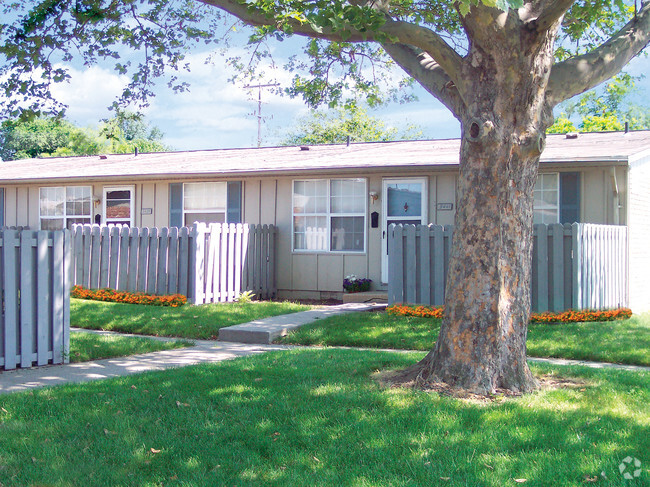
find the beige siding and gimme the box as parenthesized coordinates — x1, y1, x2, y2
(627, 152, 650, 312)
(0, 163, 639, 300)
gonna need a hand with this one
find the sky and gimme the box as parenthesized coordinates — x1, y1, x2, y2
(15, 15, 650, 152)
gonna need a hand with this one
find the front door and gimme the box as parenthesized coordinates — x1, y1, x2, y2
(103, 186, 135, 226)
(381, 178, 427, 283)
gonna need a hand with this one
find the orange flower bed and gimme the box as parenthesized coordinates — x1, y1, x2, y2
(387, 304, 632, 324)
(72, 285, 187, 307)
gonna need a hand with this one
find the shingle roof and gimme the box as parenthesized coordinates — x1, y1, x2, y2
(1, 130, 649, 184)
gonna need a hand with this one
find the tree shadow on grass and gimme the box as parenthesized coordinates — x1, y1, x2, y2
(0, 349, 647, 486)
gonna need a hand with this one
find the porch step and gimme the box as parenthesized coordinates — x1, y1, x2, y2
(218, 302, 386, 344)
(342, 291, 388, 304)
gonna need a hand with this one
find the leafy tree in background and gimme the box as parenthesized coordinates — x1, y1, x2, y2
(282, 105, 422, 145)
(0, 112, 168, 160)
(1, 1, 649, 394)
(548, 74, 650, 133)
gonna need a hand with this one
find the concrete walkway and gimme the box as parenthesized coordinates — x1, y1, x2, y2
(1, 302, 647, 395)
(0, 302, 385, 395)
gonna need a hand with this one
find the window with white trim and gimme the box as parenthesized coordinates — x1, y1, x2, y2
(293, 178, 366, 252)
(183, 182, 227, 226)
(533, 173, 559, 224)
(39, 186, 92, 230)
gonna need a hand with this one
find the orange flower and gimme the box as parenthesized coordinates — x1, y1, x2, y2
(71, 286, 187, 307)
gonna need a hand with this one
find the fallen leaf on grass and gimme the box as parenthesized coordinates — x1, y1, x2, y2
(440, 477, 450, 481)
(312, 456, 320, 463)
(176, 401, 190, 407)
(515, 480, 527, 483)
(104, 429, 116, 435)
(584, 475, 598, 482)
(1, 407, 7, 414)
(484, 464, 494, 470)
(150, 448, 161, 454)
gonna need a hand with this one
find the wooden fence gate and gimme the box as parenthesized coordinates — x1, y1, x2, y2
(71, 223, 276, 304)
(388, 223, 628, 312)
(0, 229, 71, 370)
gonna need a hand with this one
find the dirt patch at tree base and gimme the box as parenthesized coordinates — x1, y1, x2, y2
(375, 369, 590, 402)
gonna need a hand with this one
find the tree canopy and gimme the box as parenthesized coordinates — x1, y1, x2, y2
(548, 74, 650, 133)
(282, 105, 422, 145)
(0, 111, 169, 161)
(1, 0, 649, 394)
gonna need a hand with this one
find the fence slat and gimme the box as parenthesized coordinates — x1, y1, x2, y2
(3, 230, 18, 370)
(19, 231, 33, 368)
(137, 227, 149, 292)
(157, 227, 169, 295)
(147, 228, 159, 295)
(99, 226, 110, 288)
(118, 226, 130, 291)
(90, 225, 101, 289)
(37, 231, 50, 366)
(387, 223, 628, 312)
(109, 226, 120, 289)
(52, 231, 65, 364)
(168, 227, 179, 294)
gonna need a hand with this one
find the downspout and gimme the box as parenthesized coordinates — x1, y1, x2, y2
(609, 167, 620, 225)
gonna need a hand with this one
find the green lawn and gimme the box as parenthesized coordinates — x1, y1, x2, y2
(0, 349, 647, 486)
(277, 311, 650, 366)
(69, 331, 193, 363)
(70, 298, 310, 340)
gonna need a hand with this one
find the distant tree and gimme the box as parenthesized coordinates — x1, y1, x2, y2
(0, 113, 169, 161)
(548, 74, 650, 133)
(0, 117, 74, 160)
(282, 106, 422, 146)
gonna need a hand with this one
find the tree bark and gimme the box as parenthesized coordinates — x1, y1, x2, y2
(407, 10, 561, 394)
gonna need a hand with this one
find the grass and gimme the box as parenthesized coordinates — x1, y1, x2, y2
(276, 311, 650, 366)
(69, 331, 193, 363)
(70, 298, 310, 339)
(0, 349, 647, 486)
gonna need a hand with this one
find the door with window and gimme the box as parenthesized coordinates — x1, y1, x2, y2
(381, 178, 427, 282)
(103, 186, 134, 226)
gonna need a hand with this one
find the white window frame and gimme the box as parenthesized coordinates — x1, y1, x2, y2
(103, 186, 135, 227)
(39, 186, 92, 230)
(182, 182, 228, 226)
(292, 178, 367, 253)
(533, 173, 560, 224)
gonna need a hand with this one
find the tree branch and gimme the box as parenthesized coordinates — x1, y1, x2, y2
(197, 0, 464, 85)
(547, 2, 650, 106)
(523, 0, 575, 32)
(381, 43, 464, 116)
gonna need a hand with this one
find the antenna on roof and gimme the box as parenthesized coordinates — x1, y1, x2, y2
(244, 82, 280, 148)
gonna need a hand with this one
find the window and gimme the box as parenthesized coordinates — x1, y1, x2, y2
(533, 172, 580, 224)
(183, 182, 227, 226)
(40, 186, 92, 230)
(293, 178, 366, 252)
(104, 186, 134, 226)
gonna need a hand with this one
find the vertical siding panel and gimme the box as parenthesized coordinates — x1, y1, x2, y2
(269, 226, 277, 298)
(20, 231, 33, 368)
(51, 231, 64, 364)
(37, 231, 50, 366)
(3, 230, 18, 370)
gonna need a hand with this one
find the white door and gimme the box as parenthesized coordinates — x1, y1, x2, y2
(381, 178, 427, 282)
(103, 186, 135, 226)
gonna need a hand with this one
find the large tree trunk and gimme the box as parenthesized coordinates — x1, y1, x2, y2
(410, 13, 560, 394)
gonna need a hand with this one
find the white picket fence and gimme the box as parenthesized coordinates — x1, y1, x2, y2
(0, 229, 71, 370)
(71, 223, 276, 304)
(388, 223, 628, 312)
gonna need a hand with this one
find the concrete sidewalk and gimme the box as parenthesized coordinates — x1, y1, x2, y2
(0, 341, 289, 395)
(0, 302, 385, 395)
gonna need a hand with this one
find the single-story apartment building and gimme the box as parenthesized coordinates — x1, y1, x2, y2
(1, 130, 649, 310)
